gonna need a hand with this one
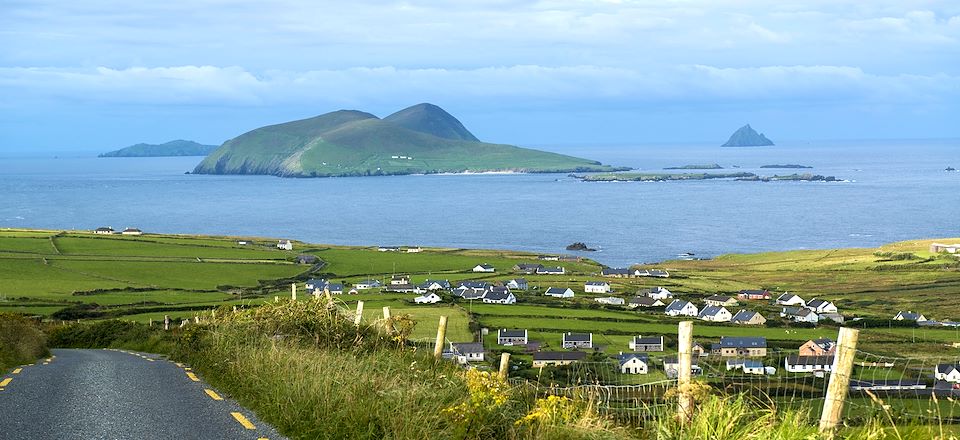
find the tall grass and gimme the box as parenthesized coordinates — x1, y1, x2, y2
(0, 313, 49, 371)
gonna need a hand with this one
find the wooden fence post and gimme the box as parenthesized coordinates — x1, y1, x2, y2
(434, 316, 448, 359)
(291, 283, 297, 300)
(382, 306, 392, 334)
(819, 327, 860, 437)
(163, 315, 170, 331)
(677, 320, 694, 422)
(354, 301, 365, 326)
(498, 352, 511, 379)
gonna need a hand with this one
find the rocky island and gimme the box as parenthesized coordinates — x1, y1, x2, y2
(761, 164, 812, 169)
(192, 103, 626, 177)
(721, 124, 775, 147)
(664, 163, 723, 170)
(575, 172, 842, 183)
(100, 140, 218, 157)
(566, 242, 596, 251)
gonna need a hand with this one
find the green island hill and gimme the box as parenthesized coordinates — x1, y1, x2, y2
(99, 140, 219, 157)
(192, 103, 626, 177)
(721, 124, 775, 147)
(663, 163, 724, 170)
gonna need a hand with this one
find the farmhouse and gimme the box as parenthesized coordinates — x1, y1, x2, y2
(595, 296, 625, 306)
(640, 287, 673, 300)
(391, 275, 411, 285)
(785, 355, 834, 373)
(799, 338, 836, 356)
(737, 289, 771, 300)
(537, 266, 565, 275)
(617, 353, 649, 374)
(122, 228, 143, 236)
(94, 226, 114, 234)
(601, 268, 632, 277)
(704, 295, 738, 307)
(715, 337, 767, 357)
(931, 243, 960, 254)
(730, 310, 766, 325)
(419, 280, 451, 291)
(776, 293, 806, 307)
(513, 263, 543, 274)
(505, 278, 528, 290)
(781, 307, 819, 323)
(894, 311, 928, 322)
(663, 357, 703, 379)
(277, 239, 293, 250)
(584, 281, 611, 294)
(544, 287, 575, 298)
(295, 255, 318, 265)
(472, 264, 496, 273)
(450, 342, 485, 364)
(698, 305, 732, 322)
(665, 300, 698, 317)
(481, 290, 517, 304)
(806, 298, 838, 314)
(628, 296, 664, 308)
(497, 329, 528, 346)
(629, 335, 664, 352)
(562, 332, 593, 349)
(414, 292, 442, 304)
(532, 351, 586, 368)
(935, 364, 960, 382)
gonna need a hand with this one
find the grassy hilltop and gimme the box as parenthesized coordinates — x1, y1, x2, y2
(192, 103, 624, 177)
(99, 140, 218, 157)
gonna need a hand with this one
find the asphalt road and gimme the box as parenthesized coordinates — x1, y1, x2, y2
(0, 349, 285, 440)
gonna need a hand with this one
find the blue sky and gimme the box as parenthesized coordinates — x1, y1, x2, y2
(1, 0, 958, 153)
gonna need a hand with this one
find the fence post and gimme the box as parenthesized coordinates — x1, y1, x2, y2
(163, 315, 170, 331)
(677, 320, 694, 422)
(291, 283, 297, 300)
(434, 315, 448, 359)
(382, 306, 392, 334)
(354, 301, 365, 326)
(819, 327, 860, 437)
(498, 352, 511, 379)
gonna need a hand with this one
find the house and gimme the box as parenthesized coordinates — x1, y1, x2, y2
(725, 359, 746, 371)
(391, 275, 411, 285)
(277, 239, 293, 250)
(617, 353, 649, 374)
(776, 293, 806, 307)
(537, 266, 565, 275)
(931, 243, 960, 254)
(698, 306, 732, 322)
(122, 228, 143, 236)
(799, 338, 836, 356)
(505, 278, 528, 290)
(414, 292, 442, 304)
(305, 278, 327, 291)
(532, 351, 587, 367)
(354, 280, 381, 290)
(544, 287, 575, 298)
(377, 246, 399, 252)
(692, 342, 707, 357)
(730, 310, 766, 325)
(635, 269, 669, 278)
(236, 240, 249, 245)
(663, 357, 703, 379)
(419, 280, 451, 291)
(472, 264, 496, 273)
(595, 296, 625, 306)
(715, 337, 767, 357)
(384, 284, 424, 294)
(497, 329, 528, 346)
(704, 295, 738, 307)
(665, 300, 698, 317)
(601, 268, 632, 278)
(893, 311, 927, 322)
(628, 335, 664, 352)
(561, 332, 593, 349)
(640, 287, 673, 300)
(737, 289, 771, 300)
(481, 290, 517, 304)
(849, 380, 926, 391)
(935, 364, 960, 382)
(537, 255, 561, 261)
(781, 307, 819, 323)
(93, 227, 114, 234)
(458, 281, 490, 290)
(406, 247, 423, 253)
(457, 288, 486, 300)
(628, 296, 665, 308)
(742, 360, 768, 375)
(785, 355, 834, 373)
(806, 298, 838, 314)
(450, 342, 485, 364)
(584, 281, 611, 294)
(295, 255, 318, 265)
(322, 283, 344, 295)
(819, 313, 845, 324)
(514, 263, 544, 274)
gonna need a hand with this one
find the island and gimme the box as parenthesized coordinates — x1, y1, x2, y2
(721, 124, 775, 147)
(99, 140, 218, 157)
(664, 163, 723, 170)
(566, 242, 596, 252)
(760, 164, 813, 169)
(947, 167, 957, 172)
(192, 103, 627, 177)
(735, 173, 840, 182)
(575, 172, 842, 182)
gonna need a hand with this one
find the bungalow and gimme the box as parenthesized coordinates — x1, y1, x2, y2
(305, 278, 327, 291)
(617, 353, 649, 374)
(595, 297, 625, 306)
(781, 307, 819, 324)
(806, 298, 838, 314)
(665, 300, 698, 317)
(715, 337, 767, 357)
(406, 247, 423, 253)
(497, 329, 528, 346)
(930, 243, 960, 254)
(94, 226, 114, 234)
(385, 284, 424, 294)
(482, 290, 517, 304)
(849, 380, 926, 392)
(295, 255, 318, 265)
(730, 310, 766, 325)
(277, 239, 293, 250)
(634, 269, 669, 277)
(935, 364, 960, 382)
(513, 263, 544, 274)
(584, 281, 611, 294)
(419, 280, 451, 291)
(725, 359, 746, 371)
(414, 292, 442, 304)
(785, 355, 834, 373)
(561, 332, 593, 349)
(236, 240, 249, 245)
(505, 278, 528, 290)
(457, 288, 486, 300)
(532, 351, 586, 368)
(640, 287, 673, 300)
(122, 228, 143, 236)
(601, 268, 632, 278)
(458, 281, 490, 290)
(663, 357, 703, 379)
(894, 311, 928, 322)
(799, 338, 837, 356)
(377, 246, 399, 252)
(737, 289, 771, 300)
(698, 306, 732, 322)
(322, 283, 344, 295)
(741, 360, 769, 375)
(450, 342, 485, 364)
(704, 295, 738, 307)
(391, 275, 411, 285)
(472, 264, 496, 273)
(692, 342, 707, 357)
(537, 255, 561, 261)
(776, 293, 806, 307)
(628, 296, 665, 308)
(537, 266, 565, 275)
(629, 335, 664, 352)
(544, 287, 575, 298)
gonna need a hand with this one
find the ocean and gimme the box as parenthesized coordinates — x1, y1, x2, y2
(2, 139, 958, 267)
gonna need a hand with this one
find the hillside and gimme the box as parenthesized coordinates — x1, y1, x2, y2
(100, 140, 218, 157)
(192, 104, 622, 177)
(721, 124, 775, 147)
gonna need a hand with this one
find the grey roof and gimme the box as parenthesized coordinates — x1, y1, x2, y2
(731, 310, 762, 322)
(629, 297, 662, 306)
(325, 283, 344, 291)
(811, 338, 835, 348)
(743, 360, 764, 368)
(698, 305, 727, 317)
(665, 300, 693, 312)
(475, 264, 495, 269)
(506, 278, 527, 284)
(617, 353, 649, 366)
(705, 295, 734, 302)
(420, 279, 451, 288)
(807, 298, 831, 308)
(663, 357, 700, 367)
(783, 306, 813, 317)
(563, 332, 592, 342)
(538, 266, 564, 273)
(739, 289, 769, 295)
(585, 281, 609, 286)
(787, 355, 834, 366)
(897, 311, 924, 320)
(483, 291, 513, 301)
(544, 287, 571, 295)
(458, 281, 489, 289)
(937, 364, 960, 374)
(459, 289, 486, 300)
(357, 279, 381, 285)
(451, 342, 484, 354)
(306, 278, 326, 286)
(498, 329, 527, 338)
(777, 293, 801, 301)
(533, 351, 587, 361)
(602, 268, 631, 275)
(719, 337, 767, 348)
(632, 336, 663, 345)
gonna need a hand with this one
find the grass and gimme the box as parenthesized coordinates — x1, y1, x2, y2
(0, 313, 49, 371)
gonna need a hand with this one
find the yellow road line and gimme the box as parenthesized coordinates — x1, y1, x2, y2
(204, 389, 223, 401)
(186, 372, 200, 382)
(184, 367, 192, 371)
(12, 368, 22, 374)
(230, 412, 256, 430)
(0, 378, 12, 387)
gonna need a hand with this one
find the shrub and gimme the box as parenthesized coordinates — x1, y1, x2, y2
(0, 313, 49, 370)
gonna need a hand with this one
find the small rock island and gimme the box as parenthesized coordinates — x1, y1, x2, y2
(721, 124, 775, 147)
(566, 242, 596, 251)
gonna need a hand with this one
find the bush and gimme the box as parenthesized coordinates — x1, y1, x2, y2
(0, 313, 49, 370)
(46, 319, 174, 353)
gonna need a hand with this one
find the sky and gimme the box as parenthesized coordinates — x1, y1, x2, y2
(1, 0, 958, 154)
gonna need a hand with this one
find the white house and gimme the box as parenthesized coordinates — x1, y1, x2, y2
(664, 299, 699, 317)
(497, 329, 528, 346)
(935, 364, 960, 382)
(481, 290, 517, 304)
(505, 278, 528, 290)
(472, 264, 496, 273)
(776, 293, 806, 307)
(414, 292, 442, 304)
(781, 307, 819, 323)
(536, 266, 565, 275)
(704, 295, 738, 307)
(406, 247, 423, 253)
(698, 305, 732, 322)
(806, 298, 838, 314)
(122, 228, 143, 236)
(894, 311, 928, 322)
(450, 342, 485, 364)
(562, 332, 593, 349)
(584, 281, 611, 294)
(641, 287, 673, 300)
(617, 353, 649, 374)
(93, 227, 114, 235)
(629, 335, 664, 352)
(544, 287, 575, 298)
(420, 280, 451, 291)
(594, 296, 625, 306)
(628, 297, 665, 308)
(378, 246, 399, 252)
(391, 275, 411, 285)
(277, 239, 293, 250)
(785, 355, 834, 373)
(354, 280, 381, 290)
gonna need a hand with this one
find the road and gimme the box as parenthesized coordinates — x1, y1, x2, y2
(0, 349, 285, 440)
